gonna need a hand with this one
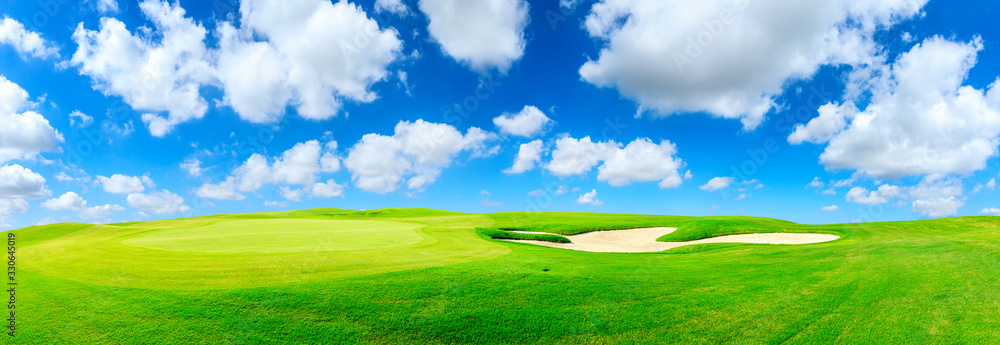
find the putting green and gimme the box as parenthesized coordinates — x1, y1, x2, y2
(122, 219, 425, 253)
(20, 213, 509, 289)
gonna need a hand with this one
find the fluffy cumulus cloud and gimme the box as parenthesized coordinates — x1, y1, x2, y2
(493, 106, 552, 138)
(504, 139, 544, 174)
(70, 0, 215, 137)
(345, 120, 496, 193)
(792, 37, 1000, 178)
(981, 208, 1000, 216)
(418, 0, 529, 72)
(576, 189, 602, 206)
(42, 192, 88, 211)
(0, 76, 64, 163)
(579, 0, 926, 129)
(96, 174, 146, 194)
(546, 136, 685, 188)
(0, 164, 50, 199)
(700, 177, 734, 192)
(197, 140, 341, 200)
(126, 190, 189, 214)
(0, 17, 60, 58)
(821, 205, 840, 211)
(217, 0, 402, 123)
(79, 204, 125, 221)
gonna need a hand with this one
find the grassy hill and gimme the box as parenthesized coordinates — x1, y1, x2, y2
(11, 209, 1000, 344)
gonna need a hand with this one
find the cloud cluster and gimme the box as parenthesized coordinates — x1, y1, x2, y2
(344, 120, 496, 193)
(844, 177, 966, 218)
(197, 140, 342, 200)
(544, 136, 686, 188)
(70, 0, 402, 135)
(126, 190, 189, 214)
(96, 174, 152, 194)
(0, 164, 50, 199)
(580, 0, 926, 129)
(0, 76, 63, 163)
(217, 0, 402, 123)
(791, 37, 1000, 178)
(70, 0, 215, 137)
(419, 0, 529, 72)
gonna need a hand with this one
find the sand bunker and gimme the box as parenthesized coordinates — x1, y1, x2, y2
(501, 227, 839, 253)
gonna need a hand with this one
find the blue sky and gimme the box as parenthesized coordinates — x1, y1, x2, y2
(1, 0, 1000, 229)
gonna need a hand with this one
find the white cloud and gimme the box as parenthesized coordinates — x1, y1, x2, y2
(97, 174, 145, 194)
(196, 178, 245, 200)
(981, 207, 1000, 216)
(0, 164, 50, 199)
(69, 110, 94, 128)
(0, 76, 64, 163)
(493, 106, 552, 138)
(0, 199, 28, 228)
(126, 190, 189, 214)
(700, 177, 734, 192)
(913, 197, 963, 218)
(418, 0, 529, 72)
(70, 0, 215, 137)
(264, 200, 286, 207)
(555, 185, 569, 195)
(527, 189, 545, 197)
(907, 177, 964, 218)
(579, 0, 926, 129)
(546, 136, 686, 188)
(546, 136, 617, 176)
(845, 184, 902, 205)
(0, 17, 59, 59)
(42, 192, 88, 211)
(480, 190, 491, 196)
(180, 158, 203, 177)
(310, 179, 346, 198)
(576, 189, 602, 206)
(344, 120, 496, 193)
(279, 186, 305, 202)
(504, 139, 544, 174)
(376, 0, 410, 14)
(821, 205, 840, 211)
(807, 177, 825, 188)
(597, 138, 684, 188)
(792, 37, 1000, 178)
(217, 0, 402, 123)
(973, 178, 996, 193)
(197, 140, 339, 200)
(95, 0, 119, 14)
(79, 204, 125, 220)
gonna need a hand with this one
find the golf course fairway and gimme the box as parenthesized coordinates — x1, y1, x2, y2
(11, 208, 1000, 343)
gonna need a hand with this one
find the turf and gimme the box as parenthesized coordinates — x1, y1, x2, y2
(11, 209, 1000, 344)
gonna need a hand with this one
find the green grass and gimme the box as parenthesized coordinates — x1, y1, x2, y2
(12, 209, 1000, 344)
